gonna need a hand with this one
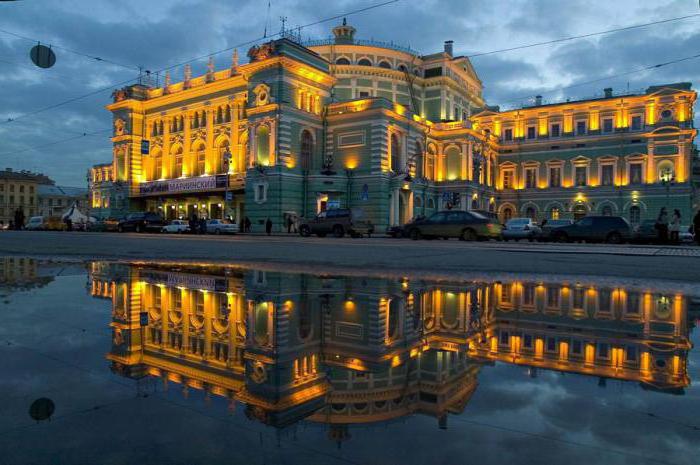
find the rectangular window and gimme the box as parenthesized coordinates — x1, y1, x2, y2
(597, 343, 609, 359)
(525, 168, 537, 189)
(358, 91, 370, 98)
(576, 121, 586, 135)
(631, 115, 642, 130)
(502, 170, 514, 189)
(523, 284, 536, 306)
(504, 128, 513, 141)
(546, 286, 560, 308)
(546, 337, 556, 352)
(549, 166, 561, 187)
(551, 124, 560, 137)
(598, 289, 611, 312)
(601, 165, 614, 186)
(500, 284, 512, 304)
(629, 163, 643, 185)
(575, 166, 587, 186)
(625, 346, 638, 362)
(573, 287, 585, 310)
(523, 334, 533, 349)
(527, 126, 536, 139)
(626, 292, 640, 314)
(572, 340, 582, 355)
(338, 132, 365, 148)
(603, 118, 613, 133)
(499, 331, 510, 345)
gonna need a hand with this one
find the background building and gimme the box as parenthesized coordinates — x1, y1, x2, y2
(37, 185, 88, 218)
(0, 168, 52, 227)
(88, 163, 128, 220)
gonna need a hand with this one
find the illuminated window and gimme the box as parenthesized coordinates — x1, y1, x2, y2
(504, 128, 513, 141)
(445, 146, 460, 180)
(153, 153, 162, 180)
(218, 140, 230, 174)
(574, 166, 587, 186)
(550, 207, 560, 220)
(500, 284, 512, 304)
(197, 151, 206, 176)
(426, 146, 436, 180)
(173, 149, 183, 178)
(601, 164, 614, 186)
(255, 125, 270, 165)
(390, 133, 401, 173)
(502, 169, 514, 189)
(657, 160, 674, 182)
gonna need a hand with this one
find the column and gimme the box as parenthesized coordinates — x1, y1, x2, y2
(408, 191, 414, 222)
(231, 100, 240, 173)
(163, 117, 171, 178)
(205, 108, 214, 174)
(467, 142, 473, 181)
(460, 143, 468, 180)
(183, 114, 192, 176)
(646, 143, 655, 184)
(269, 120, 277, 166)
(392, 188, 400, 225)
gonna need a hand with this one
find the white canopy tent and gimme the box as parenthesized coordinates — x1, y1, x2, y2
(61, 202, 92, 224)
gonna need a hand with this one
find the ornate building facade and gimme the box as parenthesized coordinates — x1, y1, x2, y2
(96, 21, 697, 231)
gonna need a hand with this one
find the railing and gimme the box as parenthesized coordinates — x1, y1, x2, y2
(302, 38, 420, 56)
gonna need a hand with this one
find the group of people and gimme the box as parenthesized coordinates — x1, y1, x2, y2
(656, 208, 700, 245)
(2, 207, 26, 230)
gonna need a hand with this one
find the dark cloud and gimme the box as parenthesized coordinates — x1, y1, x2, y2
(0, 0, 698, 185)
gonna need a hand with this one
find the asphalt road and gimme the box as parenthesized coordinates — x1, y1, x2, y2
(1, 230, 700, 283)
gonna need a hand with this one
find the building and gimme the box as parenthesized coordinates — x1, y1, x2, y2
(88, 163, 128, 220)
(37, 184, 88, 218)
(91, 262, 692, 435)
(0, 168, 47, 226)
(99, 21, 696, 231)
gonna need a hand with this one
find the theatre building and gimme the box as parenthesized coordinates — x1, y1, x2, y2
(99, 20, 696, 231)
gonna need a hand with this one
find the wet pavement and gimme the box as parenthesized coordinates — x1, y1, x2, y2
(1, 257, 699, 465)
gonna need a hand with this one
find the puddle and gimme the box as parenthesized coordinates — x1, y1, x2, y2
(1, 257, 699, 465)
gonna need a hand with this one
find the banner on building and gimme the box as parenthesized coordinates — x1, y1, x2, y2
(140, 175, 229, 195)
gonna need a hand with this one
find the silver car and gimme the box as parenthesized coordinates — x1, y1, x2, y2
(502, 218, 541, 241)
(206, 219, 239, 234)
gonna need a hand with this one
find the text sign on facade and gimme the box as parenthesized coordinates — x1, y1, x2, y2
(139, 175, 228, 195)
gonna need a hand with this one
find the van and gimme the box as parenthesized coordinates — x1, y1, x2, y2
(299, 208, 374, 238)
(25, 216, 44, 230)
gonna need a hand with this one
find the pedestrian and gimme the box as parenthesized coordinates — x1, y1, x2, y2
(244, 216, 251, 233)
(199, 217, 207, 234)
(287, 215, 293, 234)
(8, 220, 14, 230)
(655, 207, 669, 244)
(693, 209, 700, 246)
(265, 218, 272, 236)
(65, 217, 73, 232)
(189, 213, 198, 234)
(669, 209, 681, 244)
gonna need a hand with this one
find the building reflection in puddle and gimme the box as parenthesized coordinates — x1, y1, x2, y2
(88, 261, 695, 440)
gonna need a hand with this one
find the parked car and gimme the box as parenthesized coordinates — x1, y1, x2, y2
(206, 219, 239, 234)
(679, 226, 695, 244)
(25, 216, 45, 230)
(117, 212, 165, 233)
(299, 208, 374, 238)
(502, 218, 541, 241)
(550, 216, 632, 244)
(538, 219, 574, 241)
(404, 210, 502, 241)
(162, 219, 190, 234)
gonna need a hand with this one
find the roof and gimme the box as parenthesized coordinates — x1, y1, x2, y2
(0, 168, 53, 183)
(38, 185, 88, 197)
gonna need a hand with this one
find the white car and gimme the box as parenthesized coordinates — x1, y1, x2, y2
(502, 217, 541, 241)
(206, 219, 239, 234)
(679, 226, 695, 243)
(25, 216, 45, 230)
(161, 219, 190, 233)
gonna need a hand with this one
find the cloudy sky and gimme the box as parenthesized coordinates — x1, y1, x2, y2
(0, 0, 699, 186)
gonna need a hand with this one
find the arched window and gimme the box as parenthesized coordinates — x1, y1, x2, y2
(256, 125, 270, 166)
(254, 302, 269, 346)
(298, 304, 311, 341)
(192, 113, 199, 129)
(471, 199, 479, 210)
(159, 121, 164, 135)
(152, 151, 162, 180)
(442, 292, 458, 328)
(200, 112, 206, 128)
(387, 299, 400, 340)
(216, 107, 223, 124)
(358, 58, 372, 66)
(525, 206, 536, 220)
(629, 206, 641, 224)
(413, 141, 423, 178)
(502, 207, 514, 222)
(657, 160, 675, 182)
(398, 64, 407, 72)
(550, 207, 560, 220)
(601, 205, 613, 216)
(218, 140, 230, 174)
(335, 57, 350, 65)
(415, 196, 423, 208)
(172, 147, 183, 178)
(300, 130, 313, 171)
(224, 105, 231, 122)
(193, 143, 206, 176)
(445, 146, 461, 180)
(390, 133, 401, 172)
(428, 198, 436, 210)
(378, 61, 391, 69)
(178, 116, 184, 132)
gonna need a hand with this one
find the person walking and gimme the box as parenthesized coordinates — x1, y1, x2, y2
(287, 215, 293, 234)
(265, 218, 272, 236)
(189, 214, 198, 234)
(693, 209, 700, 246)
(655, 207, 669, 244)
(244, 216, 251, 233)
(669, 209, 681, 244)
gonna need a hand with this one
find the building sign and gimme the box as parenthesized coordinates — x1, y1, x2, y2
(139, 175, 228, 195)
(140, 270, 228, 292)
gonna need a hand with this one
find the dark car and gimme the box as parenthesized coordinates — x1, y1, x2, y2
(299, 208, 374, 238)
(550, 216, 632, 244)
(117, 212, 165, 233)
(538, 219, 575, 241)
(404, 210, 502, 241)
(632, 219, 659, 244)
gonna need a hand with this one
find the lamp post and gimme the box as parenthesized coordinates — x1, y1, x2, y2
(345, 168, 354, 209)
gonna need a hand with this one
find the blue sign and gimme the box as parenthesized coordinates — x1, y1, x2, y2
(361, 184, 369, 201)
(327, 200, 341, 209)
(225, 191, 233, 201)
(141, 140, 150, 155)
(139, 312, 149, 327)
